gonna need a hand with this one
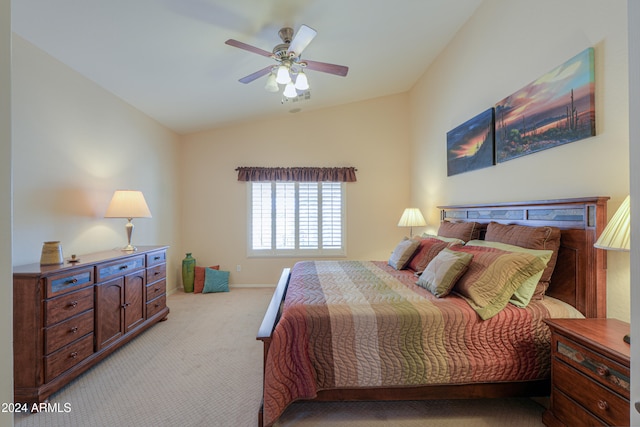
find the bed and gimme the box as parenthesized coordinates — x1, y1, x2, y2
(256, 197, 609, 427)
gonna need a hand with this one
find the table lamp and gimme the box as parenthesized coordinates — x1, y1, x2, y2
(594, 195, 630, 342)
(105, 190, 152, 251)
(397, 208, 426, 237)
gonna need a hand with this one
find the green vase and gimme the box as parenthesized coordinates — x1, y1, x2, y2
(182, 253, 196, 293)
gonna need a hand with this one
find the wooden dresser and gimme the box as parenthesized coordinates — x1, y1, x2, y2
(13, 246, 169, 405)
(543, 318, 630, 427)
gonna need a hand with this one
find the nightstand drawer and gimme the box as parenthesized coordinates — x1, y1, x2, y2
(552, 388, 606, 426)
(554, 360, 628, 427)
(555, 335, 630, 397)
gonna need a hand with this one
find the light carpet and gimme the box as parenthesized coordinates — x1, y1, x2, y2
(15, 288, 546, 427)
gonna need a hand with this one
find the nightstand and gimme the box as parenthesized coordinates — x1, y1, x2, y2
(543, 318, 630, 427)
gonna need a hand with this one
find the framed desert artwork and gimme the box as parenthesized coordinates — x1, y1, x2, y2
(495, 47, 595, 163)
(447, 108, 495, 176)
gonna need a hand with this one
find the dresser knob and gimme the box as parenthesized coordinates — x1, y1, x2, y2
(69, 326, 78, 334)
(119, 265, 128, 270)
(597, 399, 609, 411)
(597, 365, 610, 377)
(64, 278, 78, 285)
(68, 301, 78, 308)
(69, 351, 78, 359)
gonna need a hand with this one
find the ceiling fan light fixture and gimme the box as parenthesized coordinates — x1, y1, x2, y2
(276, 64, 291, 84)
(283, 81, 298, 98)
(294, 71, 309, 90)
(264, 73, 279, 92)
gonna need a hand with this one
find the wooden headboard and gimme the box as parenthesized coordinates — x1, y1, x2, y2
(438, 197, 609, 318)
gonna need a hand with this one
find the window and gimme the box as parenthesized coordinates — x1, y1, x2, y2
(248, 181, 346, 256)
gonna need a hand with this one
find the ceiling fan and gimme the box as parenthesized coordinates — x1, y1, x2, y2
(225, 25, 349, 99)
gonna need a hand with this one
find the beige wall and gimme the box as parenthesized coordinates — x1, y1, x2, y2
(11, 36, 183, 291)
(1, 0, 13, 425)
(180, 94, 412, 285)
(409, 0, 630, 321)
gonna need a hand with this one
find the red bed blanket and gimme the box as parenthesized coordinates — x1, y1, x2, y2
(262, 260, 583, 426)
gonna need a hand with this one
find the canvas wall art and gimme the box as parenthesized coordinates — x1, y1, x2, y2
(495, 47, 595, 163)
(447, 108, 495, 176)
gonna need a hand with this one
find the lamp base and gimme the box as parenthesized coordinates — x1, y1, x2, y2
(121, 244, 137, 252)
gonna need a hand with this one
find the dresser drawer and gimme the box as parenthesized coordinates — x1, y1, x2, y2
(96, 255, 145, 282)
(44, 310, 94, 355)
(147, 263, 166, 283)
(45, 267, 94, 298)
(146, 294, 166, 319)
(146, 279, 166, 301)
(554, 359, 629, 427)
(44, 287, 94, 326)
(146, 250, 166, 267)
(555, 334, 630, 397)
(44, 333, 94, 383)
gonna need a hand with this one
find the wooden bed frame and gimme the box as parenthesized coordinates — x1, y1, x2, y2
(256, 196, 609, 426)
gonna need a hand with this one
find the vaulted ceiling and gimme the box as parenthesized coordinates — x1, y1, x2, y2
(12, 0, 482, 134)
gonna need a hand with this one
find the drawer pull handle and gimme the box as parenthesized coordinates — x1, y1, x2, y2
(154, 287, 160, 292)
(597, 365, 610, 377)
(68, 301, 78, 308)
(69, 326, 78, 334)
(155, 303, 160, 308)
(121, 302, 131, 308)
(154, 272, 160, 276)
(119, 265, 128, 270)
(597, 399, 609, 411)
(70, 351, 78, 359)
(154, 256, 161, 260)
(65, 278, 78, 285)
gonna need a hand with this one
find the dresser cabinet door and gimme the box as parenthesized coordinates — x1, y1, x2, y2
(95, 277, 124, 351)
(124, 271, 146, 333)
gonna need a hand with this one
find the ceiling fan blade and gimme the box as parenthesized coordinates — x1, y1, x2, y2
(287, 25, 317, 57)
(225, 39, 273, 58)
(304, 59, 349, 77)
(238, 66, 274, 84)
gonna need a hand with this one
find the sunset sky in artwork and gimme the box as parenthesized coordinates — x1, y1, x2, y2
(450, 132, 486, 158)
(497, 49, 594, 128)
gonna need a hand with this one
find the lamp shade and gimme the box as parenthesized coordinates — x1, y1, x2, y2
(105, 190, 152, 219)
(397, 208, 427, 227)
(594, 195, 630, 251)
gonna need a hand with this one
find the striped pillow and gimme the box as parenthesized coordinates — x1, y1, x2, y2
(451, 245, 548, 320)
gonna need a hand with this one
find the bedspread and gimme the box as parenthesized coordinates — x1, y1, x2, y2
(262, 260, 583, 426)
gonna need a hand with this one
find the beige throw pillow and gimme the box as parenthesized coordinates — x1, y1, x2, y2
(416, 248, 473, 297)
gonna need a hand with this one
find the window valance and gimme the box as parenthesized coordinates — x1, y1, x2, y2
(235, 167, 357, 182)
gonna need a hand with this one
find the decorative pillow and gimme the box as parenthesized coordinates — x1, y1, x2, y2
(194, 265, 220, 293)
(421, 233, 466, 247)
(388, 238, 421, 270)
(416, 248, 474, 297)
(465, 240, 552, 307)
(203, 268, 230, 293)
(407, 237, 450, 272)
(484, 222, 561, 297)
(437, 221, 483, 242)
(451, 245, 548, 320)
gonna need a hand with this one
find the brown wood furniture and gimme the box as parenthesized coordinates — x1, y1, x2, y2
(13, 245, 169, 405)
(543, 318, 630, 427)
(257, 197, 609, 427)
